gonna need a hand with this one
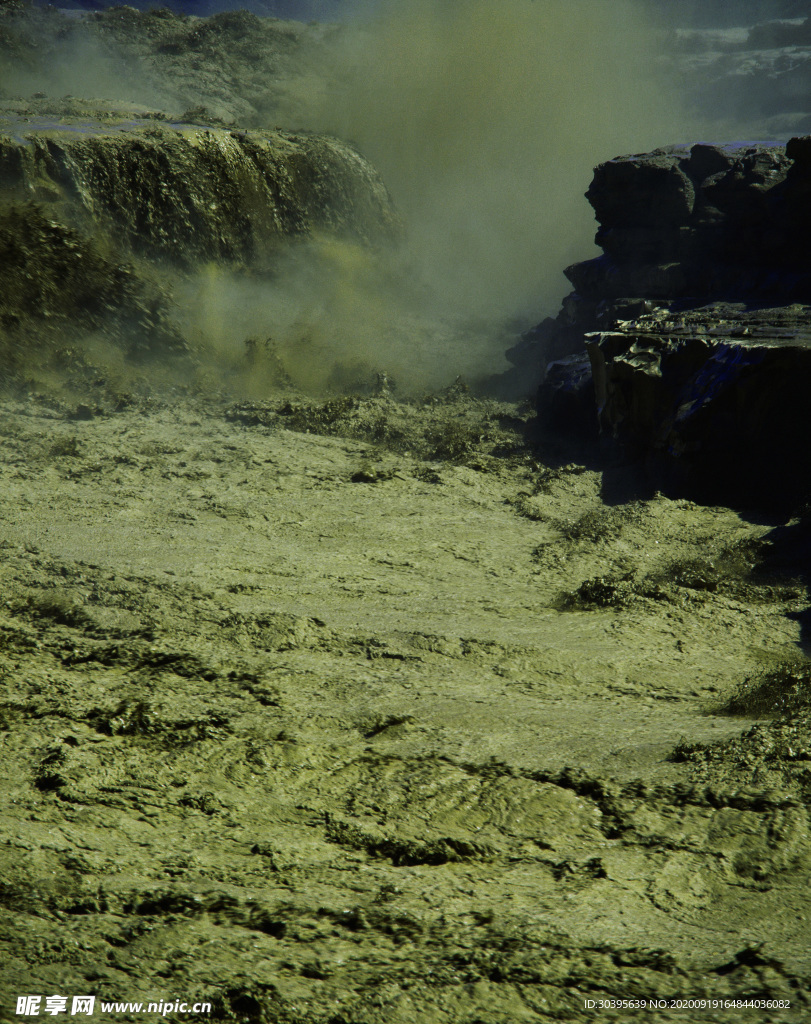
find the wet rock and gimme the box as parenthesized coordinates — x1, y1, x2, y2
(537, 352, 595, 437)
(586, 304, 811, 509)
(529, 138, 811, 394)
(572, 140, 798, 311)
(0, 109, 400, 376)
(533, 136, 811, 510)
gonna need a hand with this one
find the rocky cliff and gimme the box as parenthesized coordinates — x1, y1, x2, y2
(572, 138, 811, 310)
(536, 136, 811, 510)
(586, 305, 811, 509)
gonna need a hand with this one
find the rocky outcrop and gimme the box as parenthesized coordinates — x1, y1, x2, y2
(548, 137, 811, 344)
(572, 139, 811, 309)
(526, 138, 811, 380)
(587, 303, 811, 509)
(537, 136, 811, 510)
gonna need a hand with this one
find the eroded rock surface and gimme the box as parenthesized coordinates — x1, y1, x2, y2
(573, 139, 809, 311)
(534, 137, 811, 363)
(538, 137, 811, 510)
(587, 304, 811, 509)
(0, 4, 328, 128)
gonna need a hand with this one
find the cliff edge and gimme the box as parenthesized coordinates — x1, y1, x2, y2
(537, 137, 811, 511)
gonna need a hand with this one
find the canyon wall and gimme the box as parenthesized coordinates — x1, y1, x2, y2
(537, 137, 811, 510)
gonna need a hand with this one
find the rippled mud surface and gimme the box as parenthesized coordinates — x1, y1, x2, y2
(1, 391, 810, 1022)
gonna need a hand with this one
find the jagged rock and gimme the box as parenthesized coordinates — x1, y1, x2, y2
(586, 148, 697, 229)
(573, 141, 797, 307)
(525, 138, 811, 392)
(537, 353, 596, 437)
(0, 201, 185, 362)
(564, 256, 688, 301)
(0, 3, 328, 128)
(586, 304, 811, 510)
(528, 135, 811, 507)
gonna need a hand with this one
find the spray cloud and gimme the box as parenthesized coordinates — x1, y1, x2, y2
(1, 0, 693, 396)
(217, 0, 691, 393)
(291, 0, 688, 320)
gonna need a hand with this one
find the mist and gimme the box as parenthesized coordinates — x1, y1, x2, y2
(288, 0, 688, 322)
(1, 0, 697, 395)
(205, 0, 692, 393)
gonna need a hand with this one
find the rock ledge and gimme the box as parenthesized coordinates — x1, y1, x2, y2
(538, 137, 811, 510)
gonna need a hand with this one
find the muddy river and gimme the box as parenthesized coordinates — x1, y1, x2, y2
(1, 389, 809, 1022)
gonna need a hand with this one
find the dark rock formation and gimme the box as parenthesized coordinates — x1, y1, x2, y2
(587, 303, 811, 510)
(537, 136, 811, 510)
(576, 140, 811, 307)
(564, 138, 811, 331)
(529, 138, 811, 378)
(536, 352, 595, 438)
